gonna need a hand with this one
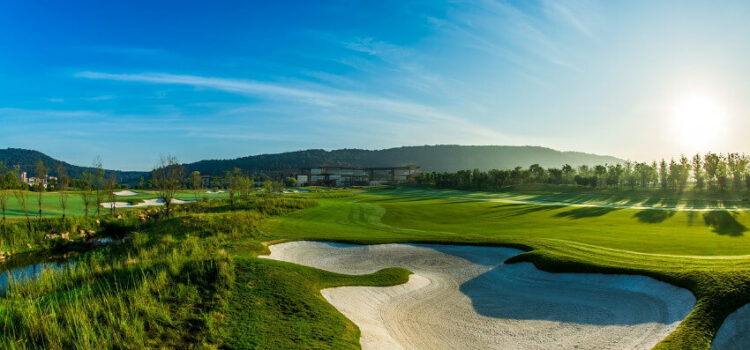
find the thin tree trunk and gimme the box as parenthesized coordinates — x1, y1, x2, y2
(38, 193, 43, 220)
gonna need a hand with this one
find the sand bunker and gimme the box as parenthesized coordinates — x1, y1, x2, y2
(113, 190, 146, 196)
(100, 198, 195, 208)
(205, 190, 226, 194)
(713, 303, 750, 349)
(265, 242, 695, 350)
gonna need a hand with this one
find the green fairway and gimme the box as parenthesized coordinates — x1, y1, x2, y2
(1, 190, 230, 217)
(259, 187, 750, 349)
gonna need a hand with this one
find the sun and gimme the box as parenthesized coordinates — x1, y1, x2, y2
(671, 92, 726, 152)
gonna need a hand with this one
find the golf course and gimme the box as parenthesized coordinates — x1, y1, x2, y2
(255, 186, 750, 349)
(2, 183, 750, 349)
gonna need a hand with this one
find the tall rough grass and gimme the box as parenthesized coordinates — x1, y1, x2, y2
(0, 195, 317, 349)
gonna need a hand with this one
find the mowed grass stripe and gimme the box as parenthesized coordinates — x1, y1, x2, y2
(258, 188, 750, 349)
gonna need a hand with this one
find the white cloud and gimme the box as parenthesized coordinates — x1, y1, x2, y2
(75, 71, 512, 141)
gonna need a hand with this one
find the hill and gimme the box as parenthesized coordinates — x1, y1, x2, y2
(0, 148, 145, 184)
(1, 146, 624, 183)
(185, 145, 624, 175)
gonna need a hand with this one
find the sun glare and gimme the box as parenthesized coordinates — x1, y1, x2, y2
(671, 92, 726, 151)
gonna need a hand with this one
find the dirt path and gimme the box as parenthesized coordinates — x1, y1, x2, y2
(264, 241, 695, 350)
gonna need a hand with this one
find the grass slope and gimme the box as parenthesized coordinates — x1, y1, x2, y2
(0, 194, 409, 349)
(259, 187, 750, 349)
(223, 257, 408, 349)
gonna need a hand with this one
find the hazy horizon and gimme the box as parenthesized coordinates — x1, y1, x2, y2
(4, 144, 628, 172)
(3, 1, 750, 169)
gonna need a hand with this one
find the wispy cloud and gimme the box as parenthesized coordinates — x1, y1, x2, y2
(85, 46, 175, 58)
(74, 71, 507, 140)
(542, 0, 595, 38)
(86, 95, 116, 101)
(0, 108, 102, 119)
(76, 71, 332, 105)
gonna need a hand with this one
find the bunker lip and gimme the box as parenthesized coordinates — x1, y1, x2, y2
(100, 198, 196, 208)
(263, 241, 695, 350)
(113, 190, 147, 196)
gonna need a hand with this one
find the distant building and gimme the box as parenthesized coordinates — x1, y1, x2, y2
(24, 174, 57, 188)
(297, 165, 419, 187)
(200, 174, 212, 187)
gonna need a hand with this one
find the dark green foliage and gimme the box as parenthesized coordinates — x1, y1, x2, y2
(0, 148, 144, 185)
(185, 145, 623, 175)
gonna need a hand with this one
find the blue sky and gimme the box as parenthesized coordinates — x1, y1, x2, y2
(2, 0, 750, 170)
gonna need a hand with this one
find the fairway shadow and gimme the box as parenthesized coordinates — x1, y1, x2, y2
(703, 211, 746, 236)
(508, 205, 566, 216)
(554, 206, 619, 219)
(633, 209, 675, 223)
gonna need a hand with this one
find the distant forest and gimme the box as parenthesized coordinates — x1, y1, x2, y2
(185, 145, 623, 175)
(415, 153, 750, 192)
(0, 146, 623, 186)
(0, 148, 144, 184)
(3, 148, 750, 193)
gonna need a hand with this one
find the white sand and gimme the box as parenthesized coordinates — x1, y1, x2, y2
(113, 190, 146, 196)
(100, 198, 195, 208)
(713, 303, 750, 349)
(206, 190, 226, 194)
(264, 241, 695, 350)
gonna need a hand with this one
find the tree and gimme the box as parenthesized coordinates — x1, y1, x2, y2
(226, 168, 243, 207)
(727, 153, 748, 191)
(678, 155, 691, 192)
(593, 165, 607, 188)
(238, 175, 252, 199)
(622, 161, 636, 190)
(35, 160, 47, 219)
(13, 175, 32, 233)
(716, 154, 729, 191)
(263, 180, 274, 195)
(190, 171, 202, 200)
(56, 163, 70, 220)
(93, 156, 105, 216)
(606, 164, 623, 188)
(152, 155, 185, 217)
(0, 162, 9, 236)
(692, 154, 704, 191)
(704, 153, 720, 190)
(561, 164, 575, 184)
(106, 173, 118, 215)
(658, 160, 668, 190)
(285, 176, 298, 188)
(528, 164, 545, 183)
(80, 171, 94, 217)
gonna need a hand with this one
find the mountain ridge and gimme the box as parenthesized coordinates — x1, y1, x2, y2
(0, 145, 625, 185)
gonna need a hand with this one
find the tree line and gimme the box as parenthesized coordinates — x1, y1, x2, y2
(0, 155, 296, 236)
(414, 152, 750, 192)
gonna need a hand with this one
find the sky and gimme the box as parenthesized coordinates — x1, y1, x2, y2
(1, 0, 750, 170)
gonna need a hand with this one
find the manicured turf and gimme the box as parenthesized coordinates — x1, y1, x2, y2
(222, 256, 409, 349)
(0, 190, 229, 217)
(5, 186, 750, 349)
(259, 187, 750, 349)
